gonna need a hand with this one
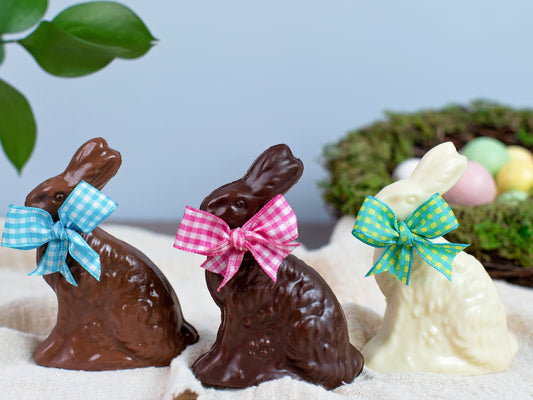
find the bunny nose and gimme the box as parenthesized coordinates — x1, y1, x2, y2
(229, 228, 247, 251)
(25, 192, 46, 209)
(52, 222, 68, 241)
(397, 221, 414, 247)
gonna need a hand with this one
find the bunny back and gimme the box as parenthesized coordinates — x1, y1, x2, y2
(33, 226, 198, 370)
(195, 253, 363, 389)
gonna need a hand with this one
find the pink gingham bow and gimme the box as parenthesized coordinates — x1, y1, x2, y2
(174, 194, 300, 290)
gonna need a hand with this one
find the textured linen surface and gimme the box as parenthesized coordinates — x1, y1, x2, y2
(0, 217, 531, 400)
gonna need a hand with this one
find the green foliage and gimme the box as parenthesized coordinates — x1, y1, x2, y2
(321, 100, 533, 267)
(0, 79, 36, 173)
(448, 202, 533, 267)
(0, 0, 48, 34)
(20, 21, 117, 77)
(0, 0, 155, 172)
(52, 2, 156, 59)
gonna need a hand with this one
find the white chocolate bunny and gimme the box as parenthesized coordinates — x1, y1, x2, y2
(362, 142, 517, 374)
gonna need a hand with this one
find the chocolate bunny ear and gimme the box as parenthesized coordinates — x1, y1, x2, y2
(243, 144, 304, 197)
(63, 138, 122, 190)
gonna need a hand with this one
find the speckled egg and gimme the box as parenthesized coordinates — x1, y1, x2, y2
(443, 160, 497, 206)
(461, 137, 509, 175)
(507, 145, 533, 165)
(392, 158, 420, 181)
(496, 161, 533, 193)
(496, 190, 529, 204)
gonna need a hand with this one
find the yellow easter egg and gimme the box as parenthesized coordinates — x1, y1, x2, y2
(496, 161, 533, 193)
(507, 145, 533, 165)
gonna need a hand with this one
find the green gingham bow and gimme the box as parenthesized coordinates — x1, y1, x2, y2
(352, 193, 468, 285)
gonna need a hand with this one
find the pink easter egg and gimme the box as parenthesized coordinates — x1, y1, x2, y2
(443, 160, 497, 206)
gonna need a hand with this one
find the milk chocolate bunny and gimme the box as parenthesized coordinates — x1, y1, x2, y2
(24, 137, 198, 370)
(184, 144, 363, 389)
(360, 142, 517, 374)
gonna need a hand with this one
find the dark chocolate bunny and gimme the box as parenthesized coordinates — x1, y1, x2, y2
(25, 137, 198, 370)
(191, 144, 363, 389)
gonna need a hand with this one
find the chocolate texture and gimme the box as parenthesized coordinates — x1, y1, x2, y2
(192, 144, 363, 389)
(25, 137, 198, 370)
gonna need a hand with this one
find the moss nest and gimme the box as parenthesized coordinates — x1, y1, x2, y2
(321, 100, 533, 286)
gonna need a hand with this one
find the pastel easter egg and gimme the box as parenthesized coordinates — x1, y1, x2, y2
(443, 160, 497, 206)
(496, 161, 533, 193)
(461, 137, 509, 175)
(392, 158, 420, 181)
(496, 190, 529, 204)
(507, 145, 533, 165)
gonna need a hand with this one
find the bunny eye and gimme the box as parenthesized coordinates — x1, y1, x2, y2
(54, 192, 66, 202)
(235, 199, 246, 208)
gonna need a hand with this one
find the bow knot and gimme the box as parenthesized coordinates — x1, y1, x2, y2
(230, 228, 247, 251)
(52, 221, 68, 241)
(352, 193, 468, 285)
(397, 221, 414, 247)
(1, 181, 117, 286)
(174, 194, 299, 290)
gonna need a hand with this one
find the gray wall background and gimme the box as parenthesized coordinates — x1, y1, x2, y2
(1, 0, 532, 223)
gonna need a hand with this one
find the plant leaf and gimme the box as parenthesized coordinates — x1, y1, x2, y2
(0, 79, 36, 173)
(0, 43, 4, 65)
(0, 0, 48, 34)
(18, 1, 156, 77)
(19, 21, 116, 77)
(52, 1, 156, 59)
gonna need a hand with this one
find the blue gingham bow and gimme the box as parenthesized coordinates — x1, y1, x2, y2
(352, 193, 468, 285)
(1, 181, 117, 286)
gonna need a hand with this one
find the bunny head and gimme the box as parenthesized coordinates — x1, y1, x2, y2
(376, 142, 467, 219)
(200, 144, 303, 229)
(25, 137, 121, 219)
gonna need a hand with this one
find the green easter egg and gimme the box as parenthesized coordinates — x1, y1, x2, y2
(462, 137, 509, 175)
(496, 190, 529, 204)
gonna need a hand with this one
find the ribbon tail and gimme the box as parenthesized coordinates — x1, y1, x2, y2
(202, 253, 230, 275)
(398, 246, 413, 285)
(217, 250, 245, 291)
(366, 245, 402, 278)
(67, 231, 101, 282)
(58, 258, 78, 286)
(414, 240, 468, 281)
(28, 246, 52, 277)
(200, 250, 245, 290)
(28, 240, 68, 278)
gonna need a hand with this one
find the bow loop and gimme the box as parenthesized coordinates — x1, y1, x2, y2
(352, 193, 468, 285)
(174, 194, 299, 291)
(1, 181, 117, 286)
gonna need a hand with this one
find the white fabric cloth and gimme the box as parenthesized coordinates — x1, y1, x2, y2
(0, 217, 531, 400)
